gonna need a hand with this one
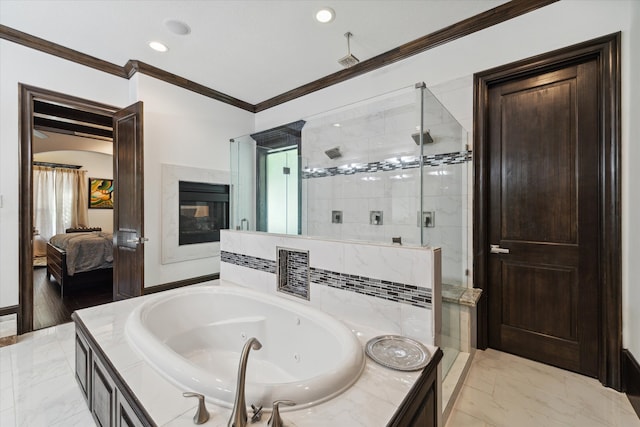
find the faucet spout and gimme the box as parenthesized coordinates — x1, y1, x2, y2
(228, 337, 262, 427)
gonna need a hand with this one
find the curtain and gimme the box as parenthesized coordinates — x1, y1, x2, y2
(33, 166, 56, 240)
(33, 165, 88, 240)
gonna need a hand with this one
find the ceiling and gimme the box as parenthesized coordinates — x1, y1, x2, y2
(33, 130, 113, 155)
(0, 0, 509, 105)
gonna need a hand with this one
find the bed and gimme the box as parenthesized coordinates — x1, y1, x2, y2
(46, 231, 114, 297)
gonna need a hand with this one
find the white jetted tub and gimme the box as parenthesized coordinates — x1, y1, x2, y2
(125, 285, 365, 410)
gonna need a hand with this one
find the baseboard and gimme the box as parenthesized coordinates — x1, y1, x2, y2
(0, 305, 19, 317)
(143, 273, 219, 295)
(0, 305, 19, 347)
(623, 349, 640, 418)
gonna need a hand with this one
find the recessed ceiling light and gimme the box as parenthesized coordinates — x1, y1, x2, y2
(148, 41, 169, 52)
(165, 19, 191, 35)
(315, 7, 335, 23)
(333, 123, 341, 127)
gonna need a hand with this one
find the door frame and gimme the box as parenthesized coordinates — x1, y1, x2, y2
(18, 84, 121, 334)
(473, 33, 621, 389)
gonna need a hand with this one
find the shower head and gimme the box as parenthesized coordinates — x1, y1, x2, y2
(338, 32, 359, 68)
(411, 130, 434, 145)
(324, 147, 342, 159)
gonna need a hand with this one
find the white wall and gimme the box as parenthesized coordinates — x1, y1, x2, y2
(130, 74, 254, 288)
(33, 150, 114, 233)
(0, 40, 129, 308)
(0, 42, 254, 307)
(255, 1, 638, 350)
(624, 0, 640, 357)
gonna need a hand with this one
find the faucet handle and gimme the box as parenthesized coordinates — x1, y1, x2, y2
(250, 404, 263, 423)
(267, 400, 296, 427)
(182, 392, 210, 425)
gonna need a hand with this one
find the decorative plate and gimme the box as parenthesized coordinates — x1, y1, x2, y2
(365, 335, 431, 371)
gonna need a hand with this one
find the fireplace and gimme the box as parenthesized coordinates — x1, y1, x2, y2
(179, 181, 229, 245)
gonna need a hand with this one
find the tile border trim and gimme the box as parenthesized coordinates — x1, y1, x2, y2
(221, 250, 431, 309)
(302, 150, 472, 180)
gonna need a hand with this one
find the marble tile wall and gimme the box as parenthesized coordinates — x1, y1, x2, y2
(161, 164, 230, 264)
(301, 83, 470, 286)
(220, 230, 439, 345)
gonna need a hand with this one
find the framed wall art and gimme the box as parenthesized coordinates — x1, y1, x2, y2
(89, 177, 114, 209)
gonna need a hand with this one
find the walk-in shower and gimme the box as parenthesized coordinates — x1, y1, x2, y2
(230, 83, 471, 380)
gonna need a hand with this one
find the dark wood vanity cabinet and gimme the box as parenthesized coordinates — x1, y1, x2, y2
(387, 348, 443, 427)
(117, 392, 145, 427)
(73, 317, 151, 427)
(75, 327, 91, 403)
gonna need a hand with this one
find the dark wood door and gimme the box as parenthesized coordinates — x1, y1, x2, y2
(487, 59, 599, 376)
(113, 102, 144, 300)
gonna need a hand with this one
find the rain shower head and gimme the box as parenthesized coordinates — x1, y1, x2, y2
(411, 130, 434, 145)
(338, 32, 359, 68)
(324, 147, 342, 159)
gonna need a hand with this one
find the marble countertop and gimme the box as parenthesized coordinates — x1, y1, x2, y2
(74, 280, 439, 427)
(441, 284, 482, 307)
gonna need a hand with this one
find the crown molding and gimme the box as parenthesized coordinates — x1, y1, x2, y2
(0, 24, 127, 78)
(254, 0, 559, 112)
(124, 60, 255, 112)
(1, 0, 558, 113)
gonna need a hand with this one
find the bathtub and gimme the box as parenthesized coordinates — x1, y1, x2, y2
(125, 284, 365, 410)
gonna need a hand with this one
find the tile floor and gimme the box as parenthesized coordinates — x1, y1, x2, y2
(0, 322, 95, 426)
(1, 322, 638, 427)
(446, 348, 640, 427)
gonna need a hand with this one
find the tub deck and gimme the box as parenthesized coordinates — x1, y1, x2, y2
(72, 281, 442, 426)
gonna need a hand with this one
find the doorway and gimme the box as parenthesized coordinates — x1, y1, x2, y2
(251, 120, 304, 234)
(18, 85, 144, 334)
(474, 33, 621, 388)
(265, 146, 299, 234)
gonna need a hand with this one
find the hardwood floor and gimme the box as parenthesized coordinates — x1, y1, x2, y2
(33, 266, 113, 330)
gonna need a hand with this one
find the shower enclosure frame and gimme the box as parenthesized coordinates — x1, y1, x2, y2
(250, 120, 305, 234)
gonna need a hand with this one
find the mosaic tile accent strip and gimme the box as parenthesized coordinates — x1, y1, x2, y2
(302, 150, 472, 179)
(277, 248, 309, 300)
(220, 250, 431, 309)
(221, 251, 276, 273)
(309, 268, 432, 309)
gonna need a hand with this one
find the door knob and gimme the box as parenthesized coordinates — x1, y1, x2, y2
(490, 244, 510, 254)
(126, 236, 149, 245)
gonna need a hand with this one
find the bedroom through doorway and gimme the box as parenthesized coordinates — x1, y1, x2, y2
(28, 91, 117, 331)
(32, 136, 114, 330)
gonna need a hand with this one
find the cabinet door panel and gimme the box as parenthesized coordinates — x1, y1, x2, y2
(92, 357, 115, 427)
(75, 331, 91, 403)
(117, 392, 144, 427)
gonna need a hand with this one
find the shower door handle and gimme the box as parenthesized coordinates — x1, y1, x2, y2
(490, 244, 510, 254)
